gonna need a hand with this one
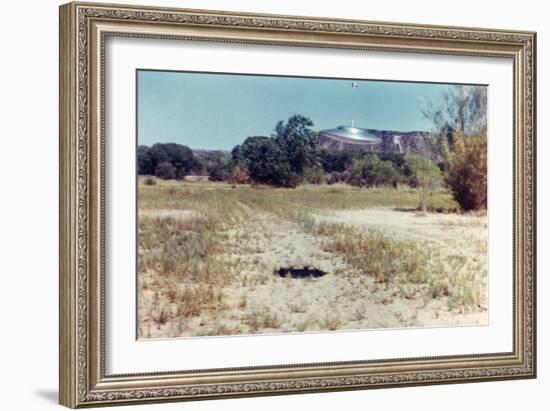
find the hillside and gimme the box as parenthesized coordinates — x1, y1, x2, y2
(318, 129, 439, 161)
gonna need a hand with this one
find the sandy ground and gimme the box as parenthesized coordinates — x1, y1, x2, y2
(314, 208, 488, 263)
(139, 208, 488, 338)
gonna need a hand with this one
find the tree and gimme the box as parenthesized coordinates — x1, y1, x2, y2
(137, 143, 199, 179)
(231, 115, 318, 188)
(403, 155, 443, 212)
(137, 145, 154, 175)
(422, 85, 487, 161)
(149, 143, 198, 178)
(446, 129, 487, 211)
(154, 161, 176, 180)
(421, 85, 488, 211)
(319, 149, 354, 173)
(273, 115, 319, 176)
(207, 161, 231, 181)
(231, 136, 295, 186)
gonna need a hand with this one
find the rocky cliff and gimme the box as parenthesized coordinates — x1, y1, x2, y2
(318, 129, 440, 162)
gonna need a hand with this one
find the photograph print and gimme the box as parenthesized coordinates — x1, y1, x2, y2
(136, 70, 488, 339)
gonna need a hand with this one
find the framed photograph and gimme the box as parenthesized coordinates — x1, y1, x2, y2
(59, 1, 536, 408)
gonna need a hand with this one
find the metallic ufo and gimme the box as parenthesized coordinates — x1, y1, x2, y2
(319, 125, 382, 145)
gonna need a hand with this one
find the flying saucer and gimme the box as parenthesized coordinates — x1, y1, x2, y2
(319, 125, 382, 145)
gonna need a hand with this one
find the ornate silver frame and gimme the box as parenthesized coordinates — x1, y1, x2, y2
(59, 1, 536, 408)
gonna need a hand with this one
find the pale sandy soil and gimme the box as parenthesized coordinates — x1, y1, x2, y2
(314, 209, 488, 264)
(138, 208, 488, 339)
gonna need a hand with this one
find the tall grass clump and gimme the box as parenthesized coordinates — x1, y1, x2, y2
(138, 212, 233, 327)
(427, 254, 485, 311)
(320, 224, 429, 285)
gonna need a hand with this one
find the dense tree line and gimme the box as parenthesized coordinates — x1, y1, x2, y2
(139, 90, 487, 211)
(137, 116, 441, 191)
(138, 143, 200, 179)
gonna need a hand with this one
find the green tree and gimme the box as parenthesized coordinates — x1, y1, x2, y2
(319, 149, 354, 173)
(207, 161, 231, 181)
(273, 115, 319, 176)
(138, 143, 199, 179)
(154, 161, 176, 180)
(348, 154, 400, 187)
(231, 136, 298, 187)
(137, 145, 154, 175)
(231, 114, 319, 188)
(403, 155, 443, 212)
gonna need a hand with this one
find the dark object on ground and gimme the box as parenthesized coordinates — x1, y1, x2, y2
(274, 266, 327, 279)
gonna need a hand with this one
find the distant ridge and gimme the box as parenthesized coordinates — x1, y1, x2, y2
(318, 129, 439, 162)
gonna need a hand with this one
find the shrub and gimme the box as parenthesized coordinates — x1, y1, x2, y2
(403, 155, 443, 212)
(144, 176, 156, 186)
(303, 167, 325, 184)
(207, 162, 230, 181)
(326, 171, 342, 185)
(446, 130, 487, 211)
(348, 155, 400, 187)
(155, 161, 176, 180)
(321, 224, 429, 284)
(231, 166, 251, 185)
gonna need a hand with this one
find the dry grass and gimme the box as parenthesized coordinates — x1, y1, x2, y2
(137, 180, 486, 338)
(319, 224, 428, 284)
(316, 222, 485, 312)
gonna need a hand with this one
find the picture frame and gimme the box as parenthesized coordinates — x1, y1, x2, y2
(59, 1, 536, 408)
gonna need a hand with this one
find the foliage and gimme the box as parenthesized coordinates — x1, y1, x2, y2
(194, 150, 232, 181)
(421, 85, 488, 211)
(154, 161, 177, 180)
(138, 143, 199, 179)
(232, 137, 289, 186)
(303, 166, 325, 184)
(403, 155, 443, 212)
(319, 149, 355, 173)
(207, 161, 231, 181)
(230, 165, 251, 185)
(422, 85, 487, 162)
(348, 155, 400, 187)
(143, 176, 156, 186)
(446, 130, 487, 210)
(231, 115, 317, 187)
(273, 114, 319, 175)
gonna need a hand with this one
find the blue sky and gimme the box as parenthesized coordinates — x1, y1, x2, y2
(137, 70, 460, 150)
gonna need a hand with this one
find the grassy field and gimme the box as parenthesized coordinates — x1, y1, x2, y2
(137, 180, 487, 339)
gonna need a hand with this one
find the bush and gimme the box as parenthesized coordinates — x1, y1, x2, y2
(208, 162, 231, 182)
(326, 171, 342, 185)
(144, 176, 156, 186)
(320, 149, 354, 173)
(403, 155, 443, 212)
(446, 130, 487, 211)
(348, 155, 400, 187)
(231, 166, 251, 185)
(155, 161, 176, 180)
(304, 167, 325, 184)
